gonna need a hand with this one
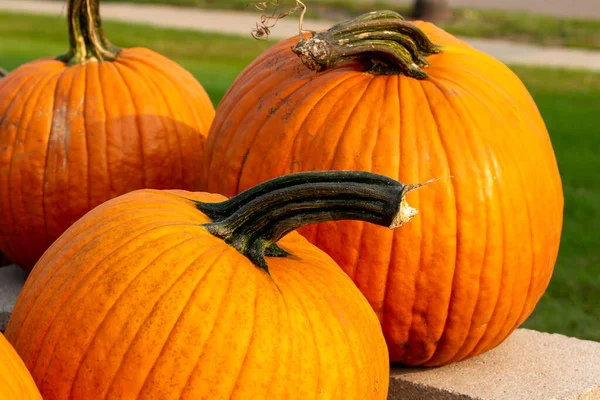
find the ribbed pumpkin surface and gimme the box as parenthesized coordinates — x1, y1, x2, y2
(5, 189, 389, 399)
(204, 22, 564, 365)
(0, 332, 42, 399)
(0, 48, 214, 269)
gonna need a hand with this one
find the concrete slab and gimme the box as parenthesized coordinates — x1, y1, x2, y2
(389, 329, 600, 400)
(0, 264, 27, 332)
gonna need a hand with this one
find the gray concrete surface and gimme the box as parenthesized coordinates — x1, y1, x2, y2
(0, 264, 28, 332)
(389, 329, 600, 400)
(1, 0, 600, 72)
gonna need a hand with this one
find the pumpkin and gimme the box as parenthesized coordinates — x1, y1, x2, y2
(0, 0, 214, 270)
(4, 170, 424, 399)
(203, 11, 564, 366)
(0, 332, 42, 399)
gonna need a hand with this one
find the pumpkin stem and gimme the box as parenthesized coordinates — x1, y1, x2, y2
(197, 171, 431, 274)
(0, 67, 7, 78)
(291, 10, 442, 79)
(57, 0, 120, 65)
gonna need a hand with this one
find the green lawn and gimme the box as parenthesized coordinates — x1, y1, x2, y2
(1, 12, 599, 342)
(102, 0, 600, 50)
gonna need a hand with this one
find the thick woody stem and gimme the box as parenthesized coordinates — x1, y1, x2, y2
(292, 10, 442, 79)
(194, 170, 430, 273)
(57, 0, 120, 65)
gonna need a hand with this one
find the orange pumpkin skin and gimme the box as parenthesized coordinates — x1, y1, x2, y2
(5, 188, 389, 399)
(0, 3, 214, 270)
(0, 333, 42, 400)
(204, 19, 564, 365)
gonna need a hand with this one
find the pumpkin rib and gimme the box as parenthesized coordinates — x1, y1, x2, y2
(94, 62, 114, 202)
(431, 77, 498, 364)
(0, 67, 52, 261)
(420, 75, 493, 365)
(38, 225, 209, 396)
(290, 266, 361, 396)
(233, 70, 327, 191)
(385, 78, 421, 361)
(43, 65, 81, 251)
(402, 79, 431, 363)
(208, 57, 309, 187)
(173, 249, 247, 399)
(81, 63, 92, 216)
(226, 273, 260, 399)
(287, 73, 362, 170)
(121, 58, 190, 171)
(458, 86, 517, 363)
(448, 76, 514, 360)
(110, 61, 147, 187)
(263, 276, 293, 398)
(506, 104, 548, 330)
(100, 61, 144, 196)
(276, 267, 324, 397)
(488, 154, 536, 350)
(14, 68, 63, 259)
(150, 248, 237, 398)
(358, 75, 400, 318)
(212, 49, 297, 125)
(102, 244, 225, 400)
(123, 50, 213, 134)
(430, 75, 490, 365)
(382, 76, 424, 359)
(465, 79, 534, 354)
(311, 258, 386, 395)
(308, 76, 374, 280)
(425, 70, 512, 361)
(346, 77, 383, 281)
(319, 76, 375, 281)
(377, 74, 403, 324)
(28, 223, 199, 383)
(134, 63, 193, 186)
(7, 211, 189, 340)
(118, 59, 184, 186)
(236, 74, 349, 194)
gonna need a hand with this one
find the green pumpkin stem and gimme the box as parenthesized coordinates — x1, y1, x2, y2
(58, 0, 121, 65)
(197, 171, 431, 274)
(292, 10, 442, 79)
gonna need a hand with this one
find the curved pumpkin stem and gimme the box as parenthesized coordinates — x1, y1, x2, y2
(292, 10, 442, 79)
(195, 170, 432, 273)
(57, 0, 121, 65)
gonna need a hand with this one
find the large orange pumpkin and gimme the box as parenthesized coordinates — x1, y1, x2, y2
(203, 11, 564, 366)
(0, 0, 214, 270)
(0, 332, 42, 399)
(5, 170, 419, 399)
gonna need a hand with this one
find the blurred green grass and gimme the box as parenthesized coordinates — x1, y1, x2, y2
(102, 0, 600, 50)
(1, 11, 598, 341)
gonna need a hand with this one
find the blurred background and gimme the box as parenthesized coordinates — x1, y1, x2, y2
(0, 0, 598, 343)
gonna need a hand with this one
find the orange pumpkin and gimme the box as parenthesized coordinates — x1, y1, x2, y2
(0, 0, 214, 270)
(5, 170, 420, 399)
(0, 332, 42, 399)
(203, 11, 564, 366)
